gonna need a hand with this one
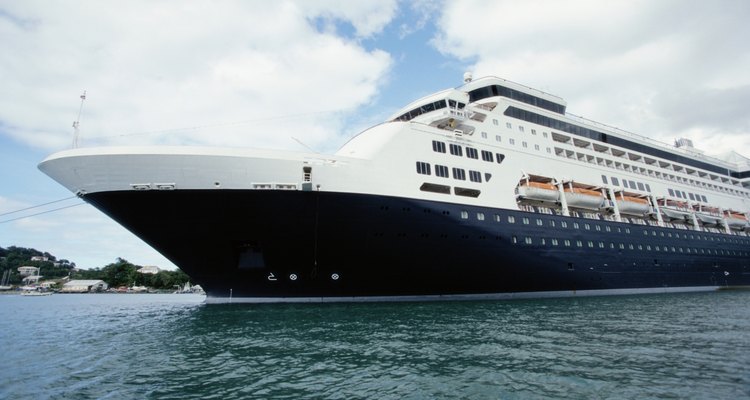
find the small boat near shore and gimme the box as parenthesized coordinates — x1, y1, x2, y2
(21, 289, 53, 296)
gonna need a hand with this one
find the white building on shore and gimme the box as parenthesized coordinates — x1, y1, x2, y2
(61, 280, 108, 293)
(137, 265, 160, 275)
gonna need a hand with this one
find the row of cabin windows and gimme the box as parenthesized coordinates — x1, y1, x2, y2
(601, 175, 652, 193)
(565, 146, 740, 201)
(668, 188, 708, 203)
(458, 209, 748, 244)
(509, 236, 747, 256)
(432, 140, 506, 164)
(503, 105, 742, 180)
(417, 162, 485, 183)
(488, 109, 746, 199)
(641, 229, 746, 244)
(492, 119, 551, 140)
(486, 133, 552, 154)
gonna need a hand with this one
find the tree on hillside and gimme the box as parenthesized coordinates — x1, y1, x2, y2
(101, 258, 138, 288)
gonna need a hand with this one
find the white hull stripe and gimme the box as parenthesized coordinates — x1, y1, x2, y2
(203, 286, 737, 304)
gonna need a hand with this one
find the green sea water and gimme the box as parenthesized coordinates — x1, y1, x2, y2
(1, 291, 748, 399)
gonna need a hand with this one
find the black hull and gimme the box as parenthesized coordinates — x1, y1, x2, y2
(85, 190, 750, 301)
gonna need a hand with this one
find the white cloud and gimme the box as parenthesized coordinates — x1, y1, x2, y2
(432, 0, 750, 157)
(0, 0, 399, 270)
(0, 0, 395, 153)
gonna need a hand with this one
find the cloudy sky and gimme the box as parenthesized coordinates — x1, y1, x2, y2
(1, 0, 749, 270)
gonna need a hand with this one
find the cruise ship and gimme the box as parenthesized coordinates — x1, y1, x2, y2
(39, 74, 750, 303)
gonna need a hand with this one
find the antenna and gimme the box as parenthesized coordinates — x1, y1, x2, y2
(72, 90, 86, 148)
(291, 136, 317, 153)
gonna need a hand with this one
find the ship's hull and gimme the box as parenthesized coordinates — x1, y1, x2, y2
(84, 189, 750, 303)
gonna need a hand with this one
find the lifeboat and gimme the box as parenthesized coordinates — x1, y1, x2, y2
(563, 185, 605, 210)
(658, 199, 691, 222)
(615, 193, 650, 216)
(724, 211, 748, 229)
(516, 180, 559, 202)
(693, 206, 723, 226)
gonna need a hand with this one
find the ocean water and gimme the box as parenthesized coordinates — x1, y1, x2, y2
(1, 292, 749, 399)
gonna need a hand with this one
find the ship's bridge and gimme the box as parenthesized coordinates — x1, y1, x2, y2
(388, 89, 469, 123)
(460, 76, 568, 115)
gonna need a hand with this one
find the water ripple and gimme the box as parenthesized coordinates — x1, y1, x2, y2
(1, 292, 749, 399)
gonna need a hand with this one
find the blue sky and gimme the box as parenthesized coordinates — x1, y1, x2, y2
(2, 0, 749, 270)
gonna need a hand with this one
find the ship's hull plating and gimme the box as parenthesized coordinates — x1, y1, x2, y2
(84, 190, 750, 302)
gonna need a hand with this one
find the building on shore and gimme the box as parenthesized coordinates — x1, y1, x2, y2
(61, 280, 108, 293)
(137, 265, 160, 275)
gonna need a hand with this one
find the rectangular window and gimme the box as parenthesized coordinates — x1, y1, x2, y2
(460, 210, 469, 219)
(543, 132, 548, 138)
(612, 177, 620, 186)
(435, 165, 449, 178)
(637, 182, 645, 191)
(688, 193, 695, 201)
(416, 161, 431, 175)
(564, 240, 571, 247)
(506, 122, 512, 129)
(495, 135, 502, 142)
(551, 239, 559, 246)
(508, 215, 516, 223)
(481, 150, 494, 162)
(469, 170, 482, 182)
(432, 140, 446, 153)
(522, 141, 528, 148)
(477, 212, 485, 220)
(466, 148, 479, 159)
(493, 119, 498, 125)
(509, 138, 515, 145)
(623, 180, 629, 188)
(601, 175, 608, 184)
(629, 180, 636, 188)
(531, 129, 537, 135)
(534, 144, 540, 151)
(645, 184, 651, 192)
(454, 187, 480, 197)
(419, 183, 450, 194)
(481, 132, 488, 139)
(701, 195, 707, 202)
(536, 218, 543, 226)
(561, 221, 568, 228)
(449, 144, 463, 156)
(452, 168, 466, 180)
(525, 237, 532, 244)
(519, 126, 525, 132)
(668, 188, 675, 197)
(522, 217, 530, 225)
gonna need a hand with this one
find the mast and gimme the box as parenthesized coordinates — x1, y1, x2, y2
(72, 91, 86, 148)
